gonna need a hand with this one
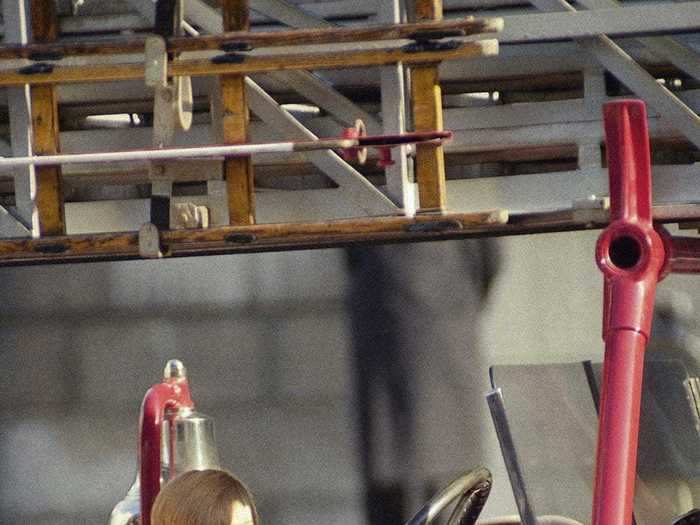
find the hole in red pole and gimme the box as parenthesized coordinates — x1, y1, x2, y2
(609, 235, 642, 269)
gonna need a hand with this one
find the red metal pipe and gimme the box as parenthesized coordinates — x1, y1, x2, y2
(592, 330, 646, 525)
(139, 376, 193, 525)
(594, 100, 666, 525)
(667, 236, 700, 274)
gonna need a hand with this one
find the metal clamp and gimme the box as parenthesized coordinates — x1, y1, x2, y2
(572, 195, 609, 225)
(145, 35, 193, 133)
(407, 29, 466, 42)
(145, 36, 168, 88)
(18, 62, 54, 75)
(341, 119, 368, 165)
(173, 203, 210, 229)
(401, 40, 461, 53)
(404, 220, 463, 233)
(219, 41, 253, 53)
(28, 51, 64, 62)
(211, 53, 247, 64)
(139, 223, 165, 259)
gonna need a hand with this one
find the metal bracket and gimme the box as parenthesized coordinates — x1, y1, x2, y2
(145, 35, 193, 132)
(176, 74, 193, 131)
(18, 62, 54, 75)
(173, 203, 210, 229)
(225, 232, 257, 244)
(340, 119, 368, 165)
(572, 195, 610, 224)
(408, 29, 466, 41)
(138, 223, 165, 258)
(401, 40, 461, 53)
(28, 51, 64, 62)
(211, 53, 247, 64)
(220, 41, 253, 53)
(145, 36, 168, 88)
(403, 219, 463, 233)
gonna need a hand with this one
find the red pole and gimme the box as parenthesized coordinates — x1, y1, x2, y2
(592, 330, 646, 525)
(594, 100, 665, 525)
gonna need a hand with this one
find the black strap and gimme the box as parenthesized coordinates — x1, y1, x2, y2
(154, 0, 177, 38)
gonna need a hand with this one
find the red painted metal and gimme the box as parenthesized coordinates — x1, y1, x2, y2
(139, 373, 194, 525)
(339, 121, 449, 164)
(377, 147, 395, 167)
(594, 100, 665, 525)
(667, 236, 700, 274)
(594, 100, 700, 525)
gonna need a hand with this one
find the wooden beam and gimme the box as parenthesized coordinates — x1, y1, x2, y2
(4, 201, 700, 265)
(0, 17, 502, 59)
(411, 0, 447, 213)
(0, 210, 508, 265)
(181, 0, 386, 147)
(0, 40, 498, 87)
(415, 0, 442, 21)
(30, 0, 64, 235)
(220, 0, 254, 225)
(29, 0, 58, 41)
(221, 0, 248, 35)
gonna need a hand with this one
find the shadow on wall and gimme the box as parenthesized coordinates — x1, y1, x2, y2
(2, 230, 664, 524)
(0, 251, 360, 525)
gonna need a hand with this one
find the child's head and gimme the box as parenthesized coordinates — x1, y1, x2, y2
(151, 469, 259, 525)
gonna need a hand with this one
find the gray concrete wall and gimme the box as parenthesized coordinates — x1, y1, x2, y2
(1, 231, 698, 524)
(0, 251, 361, 524)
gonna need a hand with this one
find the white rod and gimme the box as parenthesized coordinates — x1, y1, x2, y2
(0, 141, 301, 168)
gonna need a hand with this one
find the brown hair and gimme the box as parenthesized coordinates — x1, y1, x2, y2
(151, 469, 260, 525)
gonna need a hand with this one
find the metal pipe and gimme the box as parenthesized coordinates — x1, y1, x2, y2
(667, 236, 700, 274)
(486, 388, 537, 525)
(0, 130, 451, 169)
(0, 142, 301, 168)
(594, 100, 666, 525)
(405, 468, 492, 525)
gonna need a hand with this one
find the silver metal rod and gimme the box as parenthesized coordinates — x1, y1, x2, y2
(486, 388, 538, 525)
(0, 139, 357, 168)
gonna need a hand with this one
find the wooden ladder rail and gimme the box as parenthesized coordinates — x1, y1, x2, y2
(220, 0, 255, 226)
(411, 0, 447, 214)
(0, 42, 497, 87)
(0, 17, 502, 59)
(29, 0, 65, 236)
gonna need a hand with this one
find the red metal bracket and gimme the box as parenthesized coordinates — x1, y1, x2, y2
(593, 100, 700, 525)
(139, 372, 194, 525)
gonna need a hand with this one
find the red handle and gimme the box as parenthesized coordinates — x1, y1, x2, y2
(139, 377, 193, 525)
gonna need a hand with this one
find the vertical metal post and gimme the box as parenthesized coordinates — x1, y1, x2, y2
(594, 101, 666, 525)
(410, 0, 447, 214)
(379, 0, 415, 215)
(486, 389, 538, 525)
(220, 0, 255, 225)
(4, 0, 37, 233)
(580, 66, 606, 170)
